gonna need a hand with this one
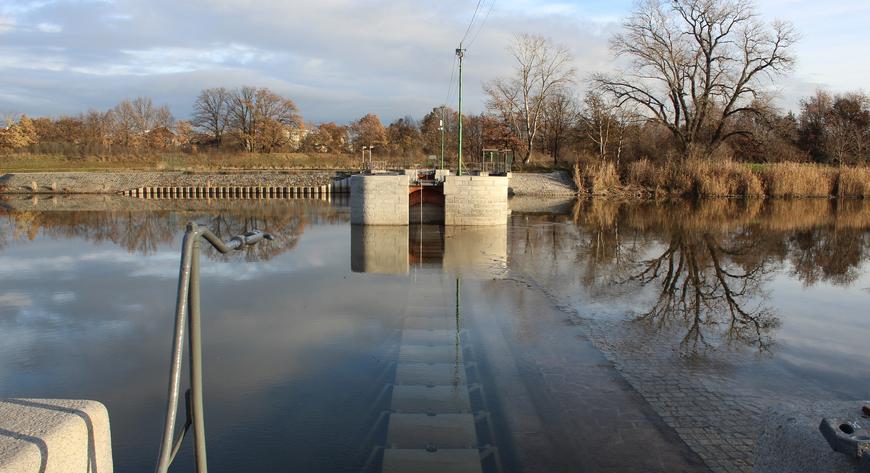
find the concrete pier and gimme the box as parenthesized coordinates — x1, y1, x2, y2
(350, 173, 509, 226)
(0, 399, 113, 473)
(350, 174, 410, 225)
(443, 175, 510, 226)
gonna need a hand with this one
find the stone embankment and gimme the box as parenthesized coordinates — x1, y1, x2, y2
(0, 170, 579, 196)
(0, 171, 339, 194)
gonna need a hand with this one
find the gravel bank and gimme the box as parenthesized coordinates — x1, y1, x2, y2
(509, 171, 577, 196)
(0, 171, 340, 194)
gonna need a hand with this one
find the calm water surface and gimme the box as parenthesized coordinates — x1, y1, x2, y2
(0, 196, 867, 472)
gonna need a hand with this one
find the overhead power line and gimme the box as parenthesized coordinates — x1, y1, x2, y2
(444, 54, 458, 107)
(461, 0, 485, 44)
(467, 0, 495, 48)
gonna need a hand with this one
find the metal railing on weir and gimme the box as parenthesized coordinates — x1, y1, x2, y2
(154, 222, 273, 473)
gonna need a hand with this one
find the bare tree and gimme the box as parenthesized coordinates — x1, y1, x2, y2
(485, 33, 575, 164)
(130, 97, 173, 133)
(581, 91, 637, 166)
(594, 0, 797, 159)
(227, 86, 301, 152)
(109, 100, 137, 148)
(192, 87, 230, 148)
(540, 89, 580, 165)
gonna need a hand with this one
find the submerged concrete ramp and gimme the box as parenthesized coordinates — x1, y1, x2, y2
(377, 279, 484, 473)
(382, 449, 482, 473)
(0, 398, 113, 473)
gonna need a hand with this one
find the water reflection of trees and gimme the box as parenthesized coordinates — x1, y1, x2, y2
(0, 201, 349, 261)
(623, 221, 778, 354)
(513, 199, 870, 355)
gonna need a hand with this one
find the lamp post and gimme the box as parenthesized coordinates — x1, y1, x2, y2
(439, 119, 445, 171)
(456, 45, 465, 176)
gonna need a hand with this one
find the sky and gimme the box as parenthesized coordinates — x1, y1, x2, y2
(0, 0, 868, 124)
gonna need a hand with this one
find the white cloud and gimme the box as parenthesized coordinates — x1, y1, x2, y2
(0, 0, 867, 121)
(36, 21, 61, 32)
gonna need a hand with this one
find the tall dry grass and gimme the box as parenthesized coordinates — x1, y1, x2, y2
(625, 160, 870, 198)
(685, 160, 764, 197)
(758, 163, 838, 198)
(572, 161, 586, 194)
(626, 159, 763, 197)
(836, 166, 870, 198)
(574, 160, 622, 195)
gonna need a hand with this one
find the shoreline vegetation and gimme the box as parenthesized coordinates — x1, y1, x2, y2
(575, 160, 870, 199)
(0, 151, 868, 199)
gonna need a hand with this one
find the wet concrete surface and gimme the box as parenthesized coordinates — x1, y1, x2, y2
(463, 278, 710, 473)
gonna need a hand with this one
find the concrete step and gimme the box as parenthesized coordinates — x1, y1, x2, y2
(399, 344, 462, 364)
(382, 448, 482, 473)
(390, 385, 471, 414)
(405, 305, 453, 318)
(386, 413, 478, 449)
(404, 317, 455, 330)
(395, 362, 466, 386)
(402, 329, 459, 345)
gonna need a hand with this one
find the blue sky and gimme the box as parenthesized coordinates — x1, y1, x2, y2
(0, 0, 868, 124)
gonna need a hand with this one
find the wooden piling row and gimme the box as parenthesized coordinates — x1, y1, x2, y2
(123, 184, 346, 200)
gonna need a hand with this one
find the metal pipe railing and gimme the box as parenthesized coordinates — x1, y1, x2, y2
(154, 223, 273, 473)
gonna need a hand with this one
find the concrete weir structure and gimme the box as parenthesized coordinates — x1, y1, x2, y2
(350, 172, 509, 226)
(442, 175, 510, 226)
(350, 174, 410, 225)
(0, 399, 113, 473)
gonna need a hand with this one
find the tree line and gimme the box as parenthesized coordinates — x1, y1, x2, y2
(1, 0, 868, 168)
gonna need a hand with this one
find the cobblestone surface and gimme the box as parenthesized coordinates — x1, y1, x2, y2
(522, 283, 837, 473)
(576, 317, 765, 473)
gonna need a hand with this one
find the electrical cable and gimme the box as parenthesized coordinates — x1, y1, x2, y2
(444, 54, 457, 107)
(461, 0, 485, 44)
(466, 0, 495, 48)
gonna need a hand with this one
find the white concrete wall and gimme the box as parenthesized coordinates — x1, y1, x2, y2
(443, 175, 509, 226)
(0, 399, 113, 473)
(350, 174, 409, 225)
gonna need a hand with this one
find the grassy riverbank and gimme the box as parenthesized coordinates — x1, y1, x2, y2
(0, 152, 369, 172)
(575, 160, 870, 198)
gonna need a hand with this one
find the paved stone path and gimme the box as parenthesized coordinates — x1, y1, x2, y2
(512, 276, 838, 473)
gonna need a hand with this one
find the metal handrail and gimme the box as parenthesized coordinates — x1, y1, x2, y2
(154, 223, 273, 473)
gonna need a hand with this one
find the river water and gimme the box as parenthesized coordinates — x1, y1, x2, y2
(0, 196, 867, 472)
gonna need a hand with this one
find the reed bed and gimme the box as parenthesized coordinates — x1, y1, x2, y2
(573, 161, 622, 195)
(620, 160, 869, 198)
(758, 163, 837, 198)
(836, 166, 870, 198)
